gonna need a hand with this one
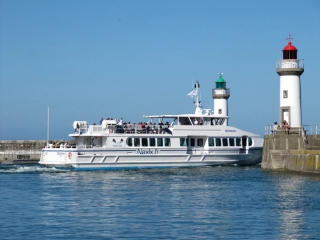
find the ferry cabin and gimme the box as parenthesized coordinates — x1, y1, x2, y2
(68, 115, 261, 159)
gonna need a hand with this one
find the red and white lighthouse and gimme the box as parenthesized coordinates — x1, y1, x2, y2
(276, 36, 304, 127)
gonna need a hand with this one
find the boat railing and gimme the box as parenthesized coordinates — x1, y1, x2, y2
(77, 145, 87, 149)
(122, 124, 171, 134)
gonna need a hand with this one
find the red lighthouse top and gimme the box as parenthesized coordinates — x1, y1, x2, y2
(283, 41, 297, 51)
(282, 34, 298, 60)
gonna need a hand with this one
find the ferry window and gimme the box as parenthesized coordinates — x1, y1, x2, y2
(209, 138, 214, 146)
(248, 137, 253, 146)
(229, 138, 235, 147)
(164, 138, 171, 146)
(216, 138, 221, 147)
(222, 138, 228, 147)
(150, 138, 156, 147)
(157, 138, 163, 147)
(134, 138, 140, 147)
(142, 138, 148, 147)
(236, 138, 241, 147)
(197, 139, 203, 147)
(126, 138, 132, 147)
(180, 138, 187, 146)
(190, 138, 195, 147)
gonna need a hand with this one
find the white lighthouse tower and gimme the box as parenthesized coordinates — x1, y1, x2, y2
(276, 36, 304, 127)
(212, 73, 230, 126)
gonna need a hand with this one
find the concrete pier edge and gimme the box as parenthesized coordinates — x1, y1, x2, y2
(261, 128, 320, 174)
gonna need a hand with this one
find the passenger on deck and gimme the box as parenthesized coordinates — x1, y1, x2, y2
(48, 141, 53, 148)
(194, 118, 199, 125)
(60, 142, 64, 148)
(117, 118, 123, 126)
(159, 121, 164, 133)
(75, 123, 80, 133)
(132, 123, 136, 133)
(199, 118, 204, 125)
(152, 123, 157, 133)
(100, 118, 103, 125)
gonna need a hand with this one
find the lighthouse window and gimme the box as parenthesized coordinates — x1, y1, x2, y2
(218, 109, 222, 114)
(283, 90, 288, 98)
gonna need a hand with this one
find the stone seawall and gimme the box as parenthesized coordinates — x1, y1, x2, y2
(261, 129, 320, 174)
(0, 140, 69, 164)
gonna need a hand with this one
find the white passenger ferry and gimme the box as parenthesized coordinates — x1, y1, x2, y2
(39, 81, 263, 170)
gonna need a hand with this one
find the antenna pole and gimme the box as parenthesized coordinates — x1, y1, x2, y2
(47, 107, 49, 146)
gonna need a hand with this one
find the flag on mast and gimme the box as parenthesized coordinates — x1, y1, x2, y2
(187, 88, 198, 98)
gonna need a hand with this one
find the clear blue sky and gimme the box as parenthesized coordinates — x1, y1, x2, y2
(1, 0, 320, 140)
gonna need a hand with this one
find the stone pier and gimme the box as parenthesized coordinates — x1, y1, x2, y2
(0, 140, 70, 164)
(261, 128, 320, 174)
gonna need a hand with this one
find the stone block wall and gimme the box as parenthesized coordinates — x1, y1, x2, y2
(262, 130, 320, 174)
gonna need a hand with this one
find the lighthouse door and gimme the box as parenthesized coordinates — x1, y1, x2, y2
(282, 109, 290, 125)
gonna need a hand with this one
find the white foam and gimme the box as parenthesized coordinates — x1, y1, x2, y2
(0, 165, 70, 173)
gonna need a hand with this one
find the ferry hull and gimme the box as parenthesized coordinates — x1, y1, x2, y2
(39, 148, 262, 170)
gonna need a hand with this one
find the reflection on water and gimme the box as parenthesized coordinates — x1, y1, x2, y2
(0, 165, 320, 239)
(276, 175, 304, 239)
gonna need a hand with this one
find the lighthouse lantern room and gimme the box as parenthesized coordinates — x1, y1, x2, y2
(276, 35, 304, 128)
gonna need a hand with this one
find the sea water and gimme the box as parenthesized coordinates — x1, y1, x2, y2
(0, 165, 319, 239)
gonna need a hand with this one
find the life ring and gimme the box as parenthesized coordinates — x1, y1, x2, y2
(68, 152, 72, 159)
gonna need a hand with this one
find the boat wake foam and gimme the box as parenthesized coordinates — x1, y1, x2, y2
(0, 164, 70, 173)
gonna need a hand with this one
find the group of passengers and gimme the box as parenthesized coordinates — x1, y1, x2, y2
(97, 117, 174, 134)
(122, 121, 170, 134)
(47, 141, 76, 148)
(183, 118, 204, 125)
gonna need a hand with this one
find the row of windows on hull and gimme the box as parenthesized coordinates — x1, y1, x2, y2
(126, 137, 253, 147)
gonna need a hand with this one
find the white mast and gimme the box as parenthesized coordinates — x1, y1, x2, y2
(187, 80, 202, 114)
(47, 107, 50, 146)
